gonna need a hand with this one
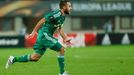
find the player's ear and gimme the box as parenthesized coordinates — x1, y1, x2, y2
(62, 6, 66, 10)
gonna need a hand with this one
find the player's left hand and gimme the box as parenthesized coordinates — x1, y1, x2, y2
(63, 39, 73, 47)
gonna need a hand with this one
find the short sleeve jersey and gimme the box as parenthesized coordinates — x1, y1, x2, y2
(41, 9, 65, 35)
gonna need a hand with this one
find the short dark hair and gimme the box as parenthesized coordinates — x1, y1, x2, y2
(59, 0, 70, 9)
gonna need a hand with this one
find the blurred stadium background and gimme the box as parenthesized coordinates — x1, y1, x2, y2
(0, 0, 134, 75)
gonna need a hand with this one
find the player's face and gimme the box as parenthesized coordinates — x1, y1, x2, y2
(64, 2, 72, 14)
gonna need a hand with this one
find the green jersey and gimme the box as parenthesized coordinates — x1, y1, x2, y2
(41, 9, 65, 35)
(34, 9, 65, 51)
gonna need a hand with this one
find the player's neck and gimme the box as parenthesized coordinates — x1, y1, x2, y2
(60, 9, 65, 16)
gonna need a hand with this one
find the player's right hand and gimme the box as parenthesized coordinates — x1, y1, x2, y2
(29, 31, 38, 39)
(25, 31, 37, 45)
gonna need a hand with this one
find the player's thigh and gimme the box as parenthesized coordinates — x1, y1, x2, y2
(34, 48, 46, 55)
(33, 42, 47, 56)
(50, 42, 64, 52)
(31, 48, 47, 60)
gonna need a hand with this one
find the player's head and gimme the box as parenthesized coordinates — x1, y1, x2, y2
(59, 0, 72, 14)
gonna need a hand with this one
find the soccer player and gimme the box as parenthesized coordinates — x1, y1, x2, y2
(5, 0, 72, 75)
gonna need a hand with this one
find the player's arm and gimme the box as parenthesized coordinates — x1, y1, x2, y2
(59, 28, 71, 43)
(59, 28, 67, 40)
(30, 18, 46, 37)
(32, 18, 45, 33)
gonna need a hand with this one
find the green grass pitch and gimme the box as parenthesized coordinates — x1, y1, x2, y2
(0, 45, 134, 75)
